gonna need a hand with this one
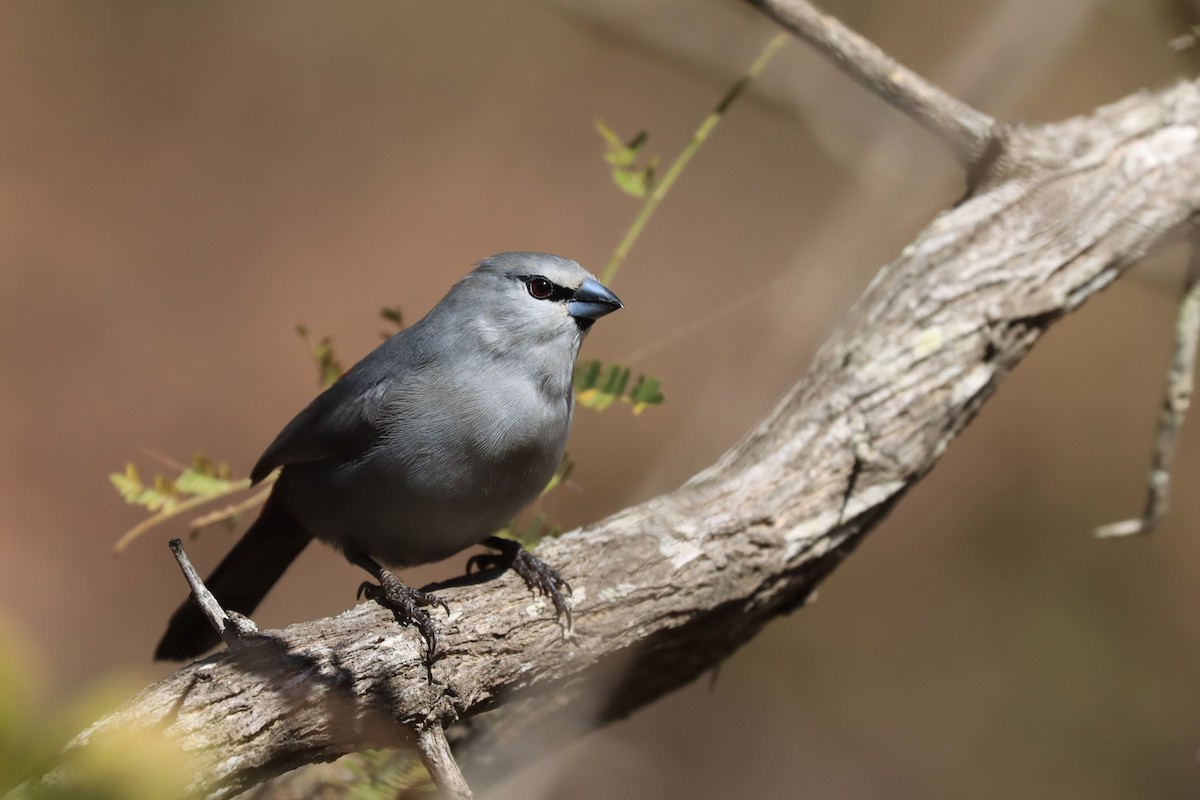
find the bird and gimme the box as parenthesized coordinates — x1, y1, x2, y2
(155, 252, 623, 661)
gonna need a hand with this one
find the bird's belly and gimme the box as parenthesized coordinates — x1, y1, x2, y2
(276, 430, 563, 568)
(331, 481, 535, 568)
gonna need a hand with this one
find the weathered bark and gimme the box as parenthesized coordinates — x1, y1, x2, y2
(22, 1, 1200, 798)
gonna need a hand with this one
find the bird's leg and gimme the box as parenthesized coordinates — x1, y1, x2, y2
(467, 536, 574, 633)
(349, 551, 448, 659)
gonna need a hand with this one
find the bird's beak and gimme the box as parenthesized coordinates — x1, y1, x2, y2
(567, 277, 623, 321)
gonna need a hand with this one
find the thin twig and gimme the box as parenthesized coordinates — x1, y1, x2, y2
(188, 486, 274, 537)
(601, 31, 789, 285)
(746, 0, 995, 165)
(168, 538, 258, 646)
(416, 725, 473, 799)
(1096, 243, 1200, 537)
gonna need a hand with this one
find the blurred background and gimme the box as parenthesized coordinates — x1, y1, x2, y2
(3, 0, 1200, 797)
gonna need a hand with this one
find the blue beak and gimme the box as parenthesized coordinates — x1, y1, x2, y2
(568, 277, 623, 321)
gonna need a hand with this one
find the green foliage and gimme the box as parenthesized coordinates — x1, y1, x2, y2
(0, 623, 199, 799)
(0, 625, 42, 796)
(574, 358, 665, 414)
(342, 749, 434, 799)
(595, 119, 658, 199)
(110, 456, 262, 553)
(596, 31, 787, 286)
(110, 456, 241, 515)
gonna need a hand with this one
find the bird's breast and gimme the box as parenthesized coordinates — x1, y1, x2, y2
(278, 369, 573, 568)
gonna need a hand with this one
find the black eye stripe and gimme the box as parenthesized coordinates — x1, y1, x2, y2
(522, 275, 574, 302)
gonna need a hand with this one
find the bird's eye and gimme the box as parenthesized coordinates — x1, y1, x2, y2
(527, 277, 555, 300)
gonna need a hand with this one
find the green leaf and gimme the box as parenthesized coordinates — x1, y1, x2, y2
(109, 463, 144, 504)
(629, 375, 665, 414)
(342, 749, 432, 799)
(612, 167, 650, 199)
(611, 156, 659, 198)
(110, 453, 242, 515)
(581, 361, 629, 411)
(111, 468, 180, 514)
(596, 118, 658, 198)
(174, 459, 238, 498)
(575, 358, 601, 389)
(575, 358, 665, 413)
(595, 118, 641, 167)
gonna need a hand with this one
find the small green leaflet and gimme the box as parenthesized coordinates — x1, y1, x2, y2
(110, 464, 176, 512)
(595, 119, 658, 199)
(110, 455, 241, 514)
(575, 358, 665, 414)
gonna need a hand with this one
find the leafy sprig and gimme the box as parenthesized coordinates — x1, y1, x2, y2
(595, 121, 658, 199)
(575, 359, 665, 414)
(110, 457, 262, 554)
(597, 31, 789, 285)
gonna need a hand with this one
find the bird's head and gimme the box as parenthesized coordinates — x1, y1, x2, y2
(450, 253, 623, 359)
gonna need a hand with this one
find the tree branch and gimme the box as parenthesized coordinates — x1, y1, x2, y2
(745, 0, 997, 164)
(21, 6, 1200, 800)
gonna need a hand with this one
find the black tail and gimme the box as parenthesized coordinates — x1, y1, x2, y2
(154, 495, 312, 661)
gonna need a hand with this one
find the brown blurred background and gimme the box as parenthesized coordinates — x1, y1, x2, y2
(4, 0, 1200, 797)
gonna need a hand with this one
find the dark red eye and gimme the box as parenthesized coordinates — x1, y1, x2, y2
(527, 277, 555, 300)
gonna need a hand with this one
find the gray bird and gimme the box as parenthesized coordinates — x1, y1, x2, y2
(156, 252, 622, 661)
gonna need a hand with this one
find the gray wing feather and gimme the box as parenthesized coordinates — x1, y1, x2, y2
(250, 334, 419, 484)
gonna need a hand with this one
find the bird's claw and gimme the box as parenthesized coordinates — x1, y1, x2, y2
(508, 549, 574, 633)
(358, 575, 449, 659)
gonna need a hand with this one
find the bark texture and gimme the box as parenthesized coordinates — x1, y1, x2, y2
(26, 3, 1200, 798)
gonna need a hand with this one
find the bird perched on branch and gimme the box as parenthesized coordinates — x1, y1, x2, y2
(156, 252, 623, 661)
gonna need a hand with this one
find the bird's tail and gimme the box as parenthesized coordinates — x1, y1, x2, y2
(154, 495, 312, 661)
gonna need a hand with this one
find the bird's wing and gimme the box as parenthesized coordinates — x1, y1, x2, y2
(249, 352, 398, 484)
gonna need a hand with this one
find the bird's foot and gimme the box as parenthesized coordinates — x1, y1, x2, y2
(510, 549, 574, 633)
(468, 538, 574, 633)
(358, 571, 449, 659)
